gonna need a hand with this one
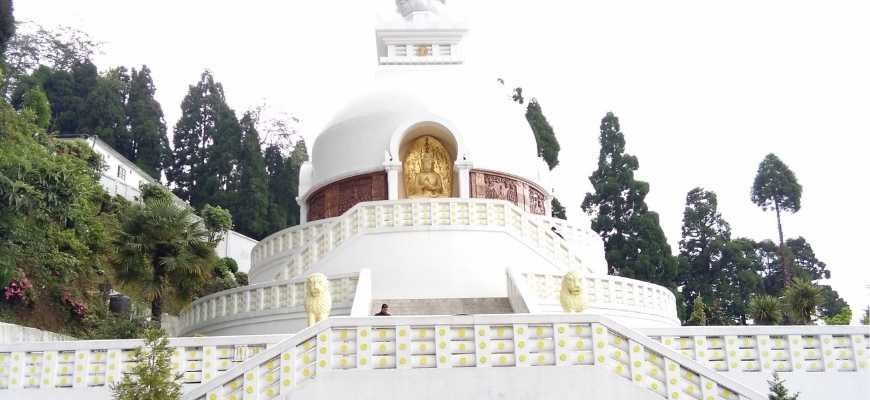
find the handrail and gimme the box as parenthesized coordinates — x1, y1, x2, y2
(639, 325, 870, 374)
(183, 314, 766, 400)
(0, 334, 290, 390)
(249, 198, 589, 284)
(179, 272, 360, 335)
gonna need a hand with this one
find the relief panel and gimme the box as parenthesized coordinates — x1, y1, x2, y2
(470, 170, 547, 216)
(307, 172, 388, 222)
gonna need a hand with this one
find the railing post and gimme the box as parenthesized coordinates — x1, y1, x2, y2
(396, 325, 412, 369)
(316, 329, 332, 377)
(107, 349, 121, 387)
(789, 334, 806, 372)
(72, 350, 88, 389)
(513, 323, 530, 367)
(757, 334, 773, 373)
(203, 346, 217, 382)
(627, 338, 645, 388)
(436, 324, 451, 368)
(41, 351, 57, 388)
(241, 365, 259, 400)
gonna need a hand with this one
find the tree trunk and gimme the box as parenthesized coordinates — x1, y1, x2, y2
(151, 296, 162, 323)
(774, 200, 790, 286)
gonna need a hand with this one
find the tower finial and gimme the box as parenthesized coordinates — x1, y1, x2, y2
(395, 0, 446, 20)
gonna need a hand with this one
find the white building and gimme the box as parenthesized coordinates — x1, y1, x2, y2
(2, 2, 867, 400)
(62, 135, 258, 273)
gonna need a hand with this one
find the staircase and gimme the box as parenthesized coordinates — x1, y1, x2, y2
(371, 298, 514, 316)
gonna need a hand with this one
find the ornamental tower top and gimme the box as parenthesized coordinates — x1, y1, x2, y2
(376, 0, 467, 65)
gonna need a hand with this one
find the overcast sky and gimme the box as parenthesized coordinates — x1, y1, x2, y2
(17, 0, 870, 321)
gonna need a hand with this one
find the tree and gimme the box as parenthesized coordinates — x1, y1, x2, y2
(235, 112, 269, 239)
(551, 197, 566, 219)
(818, 285, 849, 323)
(822, 306, 851, 325)
(127, 66, 169, 179)
(749, 295, 783, 325)
(687, 296, 707, 326)
(201, 203, 232, 244)
(861, 306, 869, 325)
(80, 70, 128, 151)
(114, 191, 218, 323)
(264, 144, 289, 233)
(767, 373, 799, 400)
(781, 278, 822, 325)
(752, 153, 802, 285)
(525, 98, 560, 170)
(0, 0, 13, 55)
(286, 139, 308, 226)
(582, 112, 677, 287)
(677, 188, 731, 317)
(168, 70, 242, 211)
(19, 85, 51, 129)
(111, 328, 182, 400)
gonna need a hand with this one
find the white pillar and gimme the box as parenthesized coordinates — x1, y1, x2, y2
(384, 161, 402, 200)
(298, 197, 308, 224)
(545, 194, 554, 217)
(455, 160, 473, 198)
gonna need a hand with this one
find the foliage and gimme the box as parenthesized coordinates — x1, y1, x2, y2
(818, 285, 848, 322)
(0, 100, 118, 334)
(551, 197, 566, 219)
(235, 112, 269, 238)
(749, 295, 783, 325)
(751, 153, 802, 285)
(525, 98, 560, 170)
(19, 85, 50, 129)
(201, 204, 232, 244)
(687, 296, 707, 326)
(767, 373, 799, 400)
(781, 278, 822, 325)
(582, 112, 677, 288)
(861, 307, 869, 325)
(114, 197, 218, 323)
(111, 327, 182, 400)
(85, 315, 149, 340)
(822, 306, 851, 325)
(139, 182, 172, 203)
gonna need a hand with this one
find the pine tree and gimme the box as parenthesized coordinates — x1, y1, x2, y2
(752, 153, 802, 286)
(551, 197, 566, 219)
(168, 70, 242, 209)
(235, 112, 269, 239)
(678, 188, 731, 308)
(767, 373, 799, 400)
(80, 72, 128, 153)
(0, 0, 13, 56)
(581, 112, 677, 287)
(111, 328, 182, 400)
(264, 144, 289, 233)
(287, 139, 308, 226)
(127, 65, 169, 179)
(525, 98, 560, 170)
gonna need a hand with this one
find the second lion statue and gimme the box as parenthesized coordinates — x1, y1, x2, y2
(304, 273, 332, 327)
(559, 271, 587, 313)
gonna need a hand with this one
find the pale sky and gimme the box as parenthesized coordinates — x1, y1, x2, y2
(17, 0, 870, 322)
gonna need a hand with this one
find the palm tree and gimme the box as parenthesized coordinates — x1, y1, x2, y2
(115, 197, 216, 323)
(749, 295, 783, 325)
(782, 278, 822, 325)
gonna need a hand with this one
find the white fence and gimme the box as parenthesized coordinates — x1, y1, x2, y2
(250, 199, 591, 284)
(184, 314, 765, 400)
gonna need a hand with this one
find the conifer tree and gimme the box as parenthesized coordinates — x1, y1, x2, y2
(551, 197, 566, 219)
(752, 153, 802, 285)
(264, 144, 290, 233)
(688, 296, 707, 326)
(127, 65, 169, 179)
(168, 70, 242, 209)
(287, 139, 308, 226)
(80, 72, 128, 153)
(111, 328, 182, 400)
(767, 373, 799, 400)
(235, 112, 269, 239)
(678, 188, 731, 304)
(0, 0, 14, 56)
(525, 98, 560, 170)
(582, 112, 677, 287)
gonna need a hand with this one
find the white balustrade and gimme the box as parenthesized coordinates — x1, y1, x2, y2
(641, 326, 870, 374)
(249, 199, 591, 284)
(0, 334, 290, 391)
(184, 314, 766, 400)
(517, 271, 680, 327)
(179, 273, 360, 335)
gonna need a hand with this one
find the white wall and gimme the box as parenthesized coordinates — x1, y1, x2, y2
(216, 230, 258, 273)
(310, 229, 564, 300)
(0, 323, 73, 344)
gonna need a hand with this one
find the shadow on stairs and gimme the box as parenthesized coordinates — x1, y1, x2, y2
(371, 298, 514, 315)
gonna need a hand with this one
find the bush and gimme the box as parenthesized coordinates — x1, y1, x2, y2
(111, 327, 182, 400)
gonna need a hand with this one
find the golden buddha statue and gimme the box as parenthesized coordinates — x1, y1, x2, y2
(404, 135, 452, 198)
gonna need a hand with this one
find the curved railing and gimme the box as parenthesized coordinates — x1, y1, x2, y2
(515, 270, 680, 327)
(249, 198, 590, 283)
(0, 334, 289, 390)
(640, 325, 870, 374)
(178, 272, 362, 336)
(183, 314, 766, 400)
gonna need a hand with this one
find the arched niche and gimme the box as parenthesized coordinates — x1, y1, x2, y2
(395, 121, 460, 199)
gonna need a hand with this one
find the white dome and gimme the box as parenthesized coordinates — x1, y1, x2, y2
(305, 67, 545, 197)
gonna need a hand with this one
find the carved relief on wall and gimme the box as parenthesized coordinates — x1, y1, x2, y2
(307, 172, 388, 221)
(470, 170, 547, 216)
(403, 135, 453, 198)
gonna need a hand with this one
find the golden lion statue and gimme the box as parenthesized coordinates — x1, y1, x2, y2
(560, 271, 586, 313)
(304, 273, 332, 326)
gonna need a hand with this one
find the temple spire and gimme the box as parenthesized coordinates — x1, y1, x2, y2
(376, 0, 466, 66)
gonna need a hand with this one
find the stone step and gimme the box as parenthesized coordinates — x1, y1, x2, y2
(370, 298, 514, 316)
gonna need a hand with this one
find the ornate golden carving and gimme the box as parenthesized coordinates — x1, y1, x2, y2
(403, 136, 452, 198)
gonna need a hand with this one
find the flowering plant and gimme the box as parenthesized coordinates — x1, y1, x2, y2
(3, 271, 33, 304)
